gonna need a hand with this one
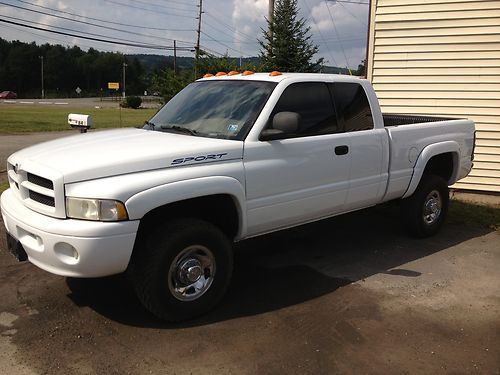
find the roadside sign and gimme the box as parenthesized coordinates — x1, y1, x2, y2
(75, 87, 82, 94)
(108, 82, 120, 90)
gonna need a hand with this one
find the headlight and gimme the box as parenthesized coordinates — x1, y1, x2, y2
(66, 197, 128, 221)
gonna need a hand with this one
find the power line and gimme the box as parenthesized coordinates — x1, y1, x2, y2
(13, 0, 194, 32)
(325, 0, 352, 70)
(335, 0, 369, 4)
(302, 0, 339, 67)
(0, 14, 174, 49)
(102, 0, 195, 19)
(0, 22, 99, 50)
(0, 18, 193, 50)
(110, 0, 196, 13)
(200, 31, 247, 56)
(203, 20, 258, 47)
(204, 12, 255, 41)
(132, 0, 198, 8)
(0, 1, 195, 45)
(337, 1, 368, 26)
(312, 36, 366, 43)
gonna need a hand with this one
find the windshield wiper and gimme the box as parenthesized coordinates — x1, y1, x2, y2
(144, 120, 156, 130)
(160, 125, 198, 136)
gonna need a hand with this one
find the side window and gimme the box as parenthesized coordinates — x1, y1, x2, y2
(331, 83, 374, 132)
(269, 82, 338, 137)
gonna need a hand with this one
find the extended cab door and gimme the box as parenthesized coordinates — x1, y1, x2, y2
(243, 82, 352, 236)
(329, 82, 387, 210)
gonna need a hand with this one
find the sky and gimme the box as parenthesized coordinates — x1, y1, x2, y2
(0, 0, 369, 69)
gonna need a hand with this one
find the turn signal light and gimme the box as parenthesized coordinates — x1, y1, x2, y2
(242, 70, 254, 76)
(270, 71, 282, 76)
(215, 72, 227, 76)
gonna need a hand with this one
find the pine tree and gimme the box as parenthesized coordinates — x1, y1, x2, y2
(259, 0, 323, 72)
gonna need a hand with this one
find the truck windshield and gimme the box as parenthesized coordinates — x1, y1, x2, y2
(145, 80, 277, 140)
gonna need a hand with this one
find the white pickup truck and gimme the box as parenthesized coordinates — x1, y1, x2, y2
(1, 73, 475, 321)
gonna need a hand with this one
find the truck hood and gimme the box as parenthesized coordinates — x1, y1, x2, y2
(9, 128, 244, 183)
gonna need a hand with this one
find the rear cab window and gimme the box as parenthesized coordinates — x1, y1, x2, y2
(330, 82, 374, 132)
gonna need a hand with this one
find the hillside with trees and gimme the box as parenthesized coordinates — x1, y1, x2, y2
(0, 37, 363, 100)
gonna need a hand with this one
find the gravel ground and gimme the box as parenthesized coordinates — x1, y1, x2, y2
(0, 132, 499, 374)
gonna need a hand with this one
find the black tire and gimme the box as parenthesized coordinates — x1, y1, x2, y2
(401, 174, 449, 238)
(128, 218, 233, 322)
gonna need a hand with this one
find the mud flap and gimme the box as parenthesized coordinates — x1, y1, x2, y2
(5, 232, 28, 262)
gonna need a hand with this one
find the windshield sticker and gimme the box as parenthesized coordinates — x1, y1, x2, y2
(227, 124, 239, 133)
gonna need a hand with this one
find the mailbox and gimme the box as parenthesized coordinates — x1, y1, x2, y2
(68, 113, 92, 133)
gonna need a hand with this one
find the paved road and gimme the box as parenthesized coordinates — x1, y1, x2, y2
(0, 133, 499, 374)
(1, 97, 162, 109)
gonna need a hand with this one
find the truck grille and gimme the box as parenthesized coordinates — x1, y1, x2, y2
(27, 172, 54, 190)
(29, 190, 56, 207)
(6, 162, 64, 217)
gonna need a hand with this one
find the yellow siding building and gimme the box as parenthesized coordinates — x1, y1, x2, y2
(366, 0, 500, 192)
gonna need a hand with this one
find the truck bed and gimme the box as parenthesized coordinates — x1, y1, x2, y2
(383, 114, 457, 127)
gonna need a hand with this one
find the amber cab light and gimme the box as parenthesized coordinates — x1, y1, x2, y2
(242, 70, 254, 76)
(215, 72, 227, 76)
(270, 71, 282, 76)
(203, 73, 214, 78)
(228, 71, 239, 76)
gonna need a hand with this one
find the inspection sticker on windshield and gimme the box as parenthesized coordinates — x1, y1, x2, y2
(227, 124, 239, 133)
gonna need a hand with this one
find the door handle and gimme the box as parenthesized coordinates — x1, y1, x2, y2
(335, 145, 349, 155)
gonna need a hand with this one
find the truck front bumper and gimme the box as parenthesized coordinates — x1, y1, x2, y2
(1, 188, 139, 278)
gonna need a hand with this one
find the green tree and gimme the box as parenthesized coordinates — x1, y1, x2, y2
(259, 0, 322, 72)
(355, 60, 366, 77)
(195, 51, 238, 78)
(151, 67, 191, 102)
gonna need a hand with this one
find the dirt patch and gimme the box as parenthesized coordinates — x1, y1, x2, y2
(1, 208, 499, 374)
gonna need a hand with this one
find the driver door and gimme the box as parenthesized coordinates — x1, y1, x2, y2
(244, 82, 352, 236)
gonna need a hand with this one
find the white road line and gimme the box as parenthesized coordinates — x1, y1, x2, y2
(3, 100, 17, 103)
(38, 102, 53, 104)
(19, 101, 34, 104)
(54, 102, 68, 105)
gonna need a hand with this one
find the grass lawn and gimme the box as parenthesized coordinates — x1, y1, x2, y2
(0, 105, 157, 133)
(448, 199, 500, 231)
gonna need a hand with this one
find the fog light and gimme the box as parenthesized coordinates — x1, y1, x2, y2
(54, 242, 79, 264)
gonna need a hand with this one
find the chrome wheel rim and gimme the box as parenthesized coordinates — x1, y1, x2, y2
(168, 245, 216, 301)
(423, 190, 442, 225)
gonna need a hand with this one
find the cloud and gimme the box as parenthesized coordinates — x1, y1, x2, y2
(0, 0, 368, 68)
(232, 0, 268, 22)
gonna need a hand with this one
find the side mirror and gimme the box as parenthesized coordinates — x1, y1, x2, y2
(259, 111, 300, 141)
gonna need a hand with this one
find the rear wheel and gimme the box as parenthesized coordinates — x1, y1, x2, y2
(129, 218, 233, 322)
(401, 174, 449, 238)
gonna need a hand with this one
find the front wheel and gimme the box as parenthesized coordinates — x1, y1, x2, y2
(129, 218, 233, 322)
(401, 174, 449, 238)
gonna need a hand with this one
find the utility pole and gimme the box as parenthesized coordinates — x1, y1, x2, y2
(173, 40, 177, 76)
(194, 0, 203, 79)
(39, 55, 44, 99)
(122, 62, 127, 98)
(268, 0, 275, 41)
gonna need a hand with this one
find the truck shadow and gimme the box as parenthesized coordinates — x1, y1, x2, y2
(66, 204, 493, 328)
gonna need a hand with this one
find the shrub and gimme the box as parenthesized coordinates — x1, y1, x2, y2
(122, 96, 142, 109)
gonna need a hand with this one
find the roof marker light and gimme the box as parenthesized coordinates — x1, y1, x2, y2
(215, 72, 227, 76)
(270, 71, 282, 76)
(228, 71, 239, 76)
(242, 70, 254, 76)
(203, 73, 214, 78)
